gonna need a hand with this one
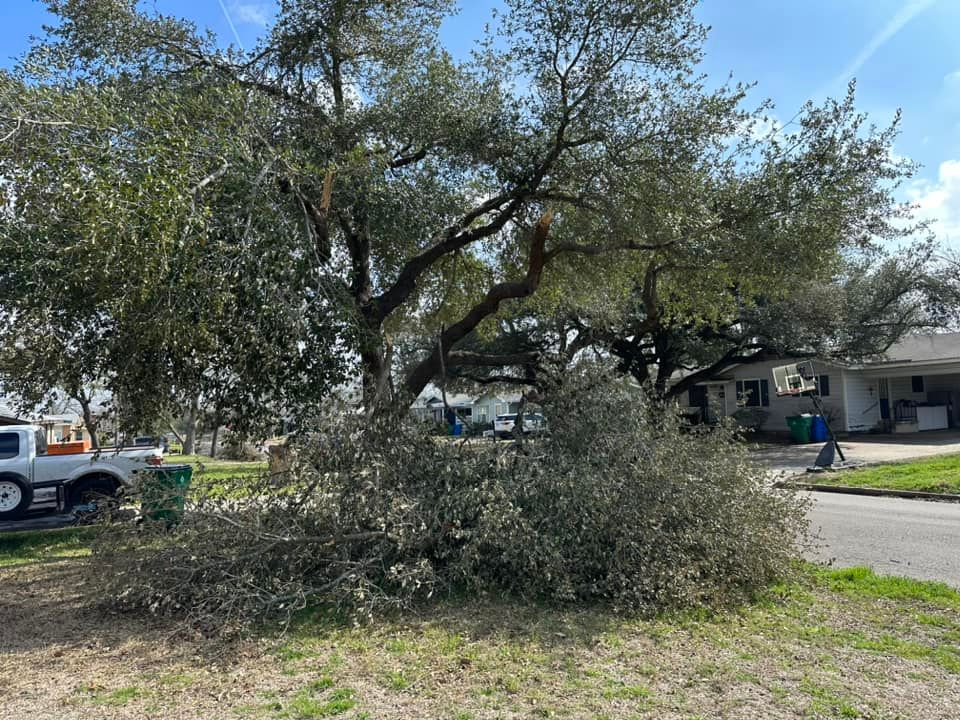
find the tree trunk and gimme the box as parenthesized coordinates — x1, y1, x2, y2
(209, 419, 221, 458)
(359, 322, 393, 414)
(183, 395, 199, 456)
(78, 396, 100, 450)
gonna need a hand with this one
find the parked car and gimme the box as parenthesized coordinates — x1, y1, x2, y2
(493, 412, 547, 439)
(0, 425, 163, 520)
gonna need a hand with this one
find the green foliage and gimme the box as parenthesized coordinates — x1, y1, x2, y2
(89, 367, 807, 628)
(730, 407, 770, 432)
(0, 60, 352, 432)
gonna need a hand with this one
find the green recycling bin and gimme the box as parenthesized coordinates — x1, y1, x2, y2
(785, 415, 814, 444)
(140, 464, 193, 524)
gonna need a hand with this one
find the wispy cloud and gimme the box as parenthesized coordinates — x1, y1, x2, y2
(231, 2, 272, 28)
(826, 0, 936, 91)
(906, 159, 960, 246)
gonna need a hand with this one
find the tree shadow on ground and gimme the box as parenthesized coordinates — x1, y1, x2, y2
(0, 559, 201, 664)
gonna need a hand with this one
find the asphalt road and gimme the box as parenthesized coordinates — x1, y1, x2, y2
(807, 491, 960, 587)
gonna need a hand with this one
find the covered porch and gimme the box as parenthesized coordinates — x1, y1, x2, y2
(857, 362, 960, 433)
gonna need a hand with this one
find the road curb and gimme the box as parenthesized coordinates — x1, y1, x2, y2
(775, 481, 960, 503)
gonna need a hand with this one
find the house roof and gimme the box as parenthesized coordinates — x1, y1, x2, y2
(424, 393, 474, 408)
(670, 332, 960, 387)
(871, 332, 960, 364)
(474, 391, 524, 403)
(0, 404, 24, 424)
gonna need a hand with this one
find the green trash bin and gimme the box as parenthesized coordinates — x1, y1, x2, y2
(785, 415, 814, 444)
(140, 464, 193, 524)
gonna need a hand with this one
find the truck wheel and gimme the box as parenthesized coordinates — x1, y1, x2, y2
(68, 476, 119, 521)
(0, 474, 33, 520)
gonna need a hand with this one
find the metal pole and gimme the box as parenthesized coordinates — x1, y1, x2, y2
(808, 391, 845, 462)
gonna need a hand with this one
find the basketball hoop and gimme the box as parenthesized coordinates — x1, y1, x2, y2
(772, 360, 818, 397)
(771, 360, 846, 465)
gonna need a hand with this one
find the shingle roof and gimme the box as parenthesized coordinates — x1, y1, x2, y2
(872, 332, 960, 364)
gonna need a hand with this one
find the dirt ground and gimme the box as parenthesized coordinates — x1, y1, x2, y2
(3, 555, 960, 720)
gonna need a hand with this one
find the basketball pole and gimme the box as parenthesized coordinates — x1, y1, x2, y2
(806, 390, 846, 462)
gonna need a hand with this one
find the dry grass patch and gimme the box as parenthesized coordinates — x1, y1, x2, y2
(2, 533, 960, 719)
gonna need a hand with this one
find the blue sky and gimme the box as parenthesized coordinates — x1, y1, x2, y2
(3, 0, 960, 244)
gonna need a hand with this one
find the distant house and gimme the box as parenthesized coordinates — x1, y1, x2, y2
(411, 388, 527, 427)
(410, 392, 475, 424)
(0, 404, 26, 426)
(38, 413, 84, 444)
(681, 333, 960, 434)
(471, 392, 525, 426)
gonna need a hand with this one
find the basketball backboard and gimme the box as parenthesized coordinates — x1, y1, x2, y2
(772, 360, 818, 397)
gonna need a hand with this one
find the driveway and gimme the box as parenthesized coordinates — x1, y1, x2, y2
(0, 512, 78, 533)
(753, 429, 960, 476)
(808, 491, 960, 587)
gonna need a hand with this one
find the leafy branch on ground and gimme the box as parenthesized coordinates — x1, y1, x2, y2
(88, 368, 808, 630)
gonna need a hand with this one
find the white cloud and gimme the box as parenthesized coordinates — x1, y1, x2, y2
(741, 115, 782, 142)
(906, 159, 960, 245)
(230, 2, 272, 28)
(826, 0, 935, 92)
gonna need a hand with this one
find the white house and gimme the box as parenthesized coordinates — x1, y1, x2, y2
(681, 333, 960, 434)
(411, 387, 526, 427)
(411, 392, 475, 424)
(470, 391, 524, 426)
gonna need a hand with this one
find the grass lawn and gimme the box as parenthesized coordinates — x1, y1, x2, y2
(2, 530, 960, 718)
(171, 454, 268, 497)
(813, 453, 960, 495)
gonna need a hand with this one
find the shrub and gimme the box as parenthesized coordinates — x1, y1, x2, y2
(88, 369, 807, 629)
(731, 406, 770, 432)
(218, 431, 261, 461)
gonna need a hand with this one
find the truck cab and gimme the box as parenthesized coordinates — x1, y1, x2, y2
(0, 425, 163, 520)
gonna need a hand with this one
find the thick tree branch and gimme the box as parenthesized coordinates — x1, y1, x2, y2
(458, 373, 533, 387)
(664, 348, 799, 400)
(279, 170, 335, 263)
(545, 238, 675, 262)
(446, 350, 541, 367)
(370, 191, 527, 321)
(404, 212, 553, 399)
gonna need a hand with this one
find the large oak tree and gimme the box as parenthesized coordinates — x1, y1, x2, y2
(0, 0, 935, 427)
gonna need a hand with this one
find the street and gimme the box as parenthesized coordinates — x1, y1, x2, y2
(807, 491, 960, 587)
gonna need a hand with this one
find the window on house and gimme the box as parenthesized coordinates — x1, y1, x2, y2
(911, 375, 925, 393)
(688, 385, 708, 407)
(0, 432, 19, 460)
(476, 407, 488, 424)
(736, 379, 769, 407)
(816, 375, 830, 397)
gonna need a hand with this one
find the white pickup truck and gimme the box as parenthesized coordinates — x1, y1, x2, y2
(0, 425, 163, 520)
(493, 412, 547, 439)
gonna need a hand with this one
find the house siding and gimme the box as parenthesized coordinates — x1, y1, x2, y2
(842, 371, 879, 432)
(683, 359, 846, 432)
(889, 376, 927, 405)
